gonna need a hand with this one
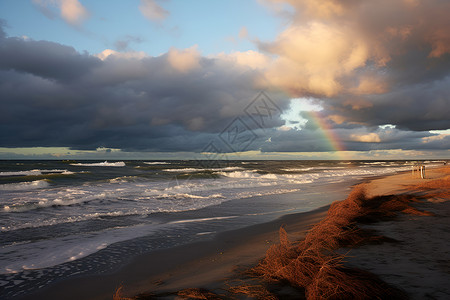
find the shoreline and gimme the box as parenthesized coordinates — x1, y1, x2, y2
(19, 205, 331, 300)
(17, 165, 449, 299)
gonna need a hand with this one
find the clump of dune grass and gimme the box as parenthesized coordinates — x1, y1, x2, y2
(177, 288, 224, 299)
(228, 284, 278, 300)
(305, 266, 408, 300)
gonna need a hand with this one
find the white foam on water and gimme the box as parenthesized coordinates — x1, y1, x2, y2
(196, 231, 215, 236)
(0, 170, 42, 177)
(143, 162, 170, 165)
(217, 170, 315, 183)
(156, 193, 225, 200)
(109, 176, 141, 183)
(70, 161, 126, 167)
(163, 166, 244, 173)
(216, 170, 258, 178)
(168, 215, 238, 224)
(0, 223, 161, 274)
(281, 166, 346, 172)
(361, 161, 388, 165)
(1, 191, 107, 213)
(1, 210, 133, 232)
(0, 180, 50, 192)
(162, 168, 202, 172)
(0, 169, 73, 177)
(281, 167, 315, 172)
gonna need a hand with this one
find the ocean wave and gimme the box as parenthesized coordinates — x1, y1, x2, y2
(162, 168, 203, 172)
(1, 210, 138, 232)
(217, 170, 314, 181)
(168, 215, 238, 224)
(156, 193, 224, 200)
(109, 176, 141, 183)
(281, 167, 315, 172)
(70, 161, 126, 167)
(163, 166, 244, 173)
(281, 166, 345, 172)
(143, 162, 170, 165)
(0, 180, 50, 191)
(0, 169, 73, 177)
(216, 170, 258, 178)
(2, 192, 107, 213)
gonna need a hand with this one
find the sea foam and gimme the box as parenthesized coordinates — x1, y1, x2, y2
(0, 180, 50, 192)
(71, 161, 126, 167)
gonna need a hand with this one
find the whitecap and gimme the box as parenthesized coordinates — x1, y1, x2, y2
(70, 161, 126, 167)
(0, 180, 50, 191)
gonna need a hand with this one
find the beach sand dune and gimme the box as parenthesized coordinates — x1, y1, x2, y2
(344, 167, 450, 300)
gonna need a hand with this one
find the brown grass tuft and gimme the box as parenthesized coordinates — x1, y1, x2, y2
(306, 267, 407, 300)
(177, 288, 223, 299)
(113, 285, 134, 300)
(228, 284, 278, 300)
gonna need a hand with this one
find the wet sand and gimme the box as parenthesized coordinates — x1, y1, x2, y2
(19, 201, 330, 300)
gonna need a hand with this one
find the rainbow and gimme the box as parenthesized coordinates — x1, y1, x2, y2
(306, 110, 349, 160)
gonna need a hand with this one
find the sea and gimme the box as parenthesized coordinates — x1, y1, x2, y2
(0, 159, 445, 298)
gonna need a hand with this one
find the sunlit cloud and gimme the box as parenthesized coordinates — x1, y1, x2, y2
(350, 133, 381, 143)
(167, 46, 201, 73)
(32, 0, 89, 26)
(95, 49, 148, 61)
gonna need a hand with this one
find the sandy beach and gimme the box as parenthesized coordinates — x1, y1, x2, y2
(19, 165, 449, 300)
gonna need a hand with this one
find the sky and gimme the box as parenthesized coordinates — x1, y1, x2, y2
(0, 0, 449, 160)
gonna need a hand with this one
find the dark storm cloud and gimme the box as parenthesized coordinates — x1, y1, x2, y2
(322, 76, 450, 132)
(0, 25, 286, 152)
(0, 34, 100, 82)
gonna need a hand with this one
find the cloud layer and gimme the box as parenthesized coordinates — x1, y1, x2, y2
(0, 25, 282, 152)
(1, 0, 449, 156)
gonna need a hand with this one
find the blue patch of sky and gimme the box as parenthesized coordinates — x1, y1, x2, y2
(0, 0, 286, 56)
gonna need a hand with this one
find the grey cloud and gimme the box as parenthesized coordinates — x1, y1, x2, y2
(322, 76, 450, 132)
(0, 34, 100, 82)
(260, 127, 449, 153)
(0, 26, 286, 152)
(114, 35, 144, 51)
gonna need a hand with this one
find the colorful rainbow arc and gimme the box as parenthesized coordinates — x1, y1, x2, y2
(306, 111, 349, 160)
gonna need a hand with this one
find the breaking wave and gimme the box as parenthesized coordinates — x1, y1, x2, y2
(71, 161, 126, 167)
(0, 180, 50, 191)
